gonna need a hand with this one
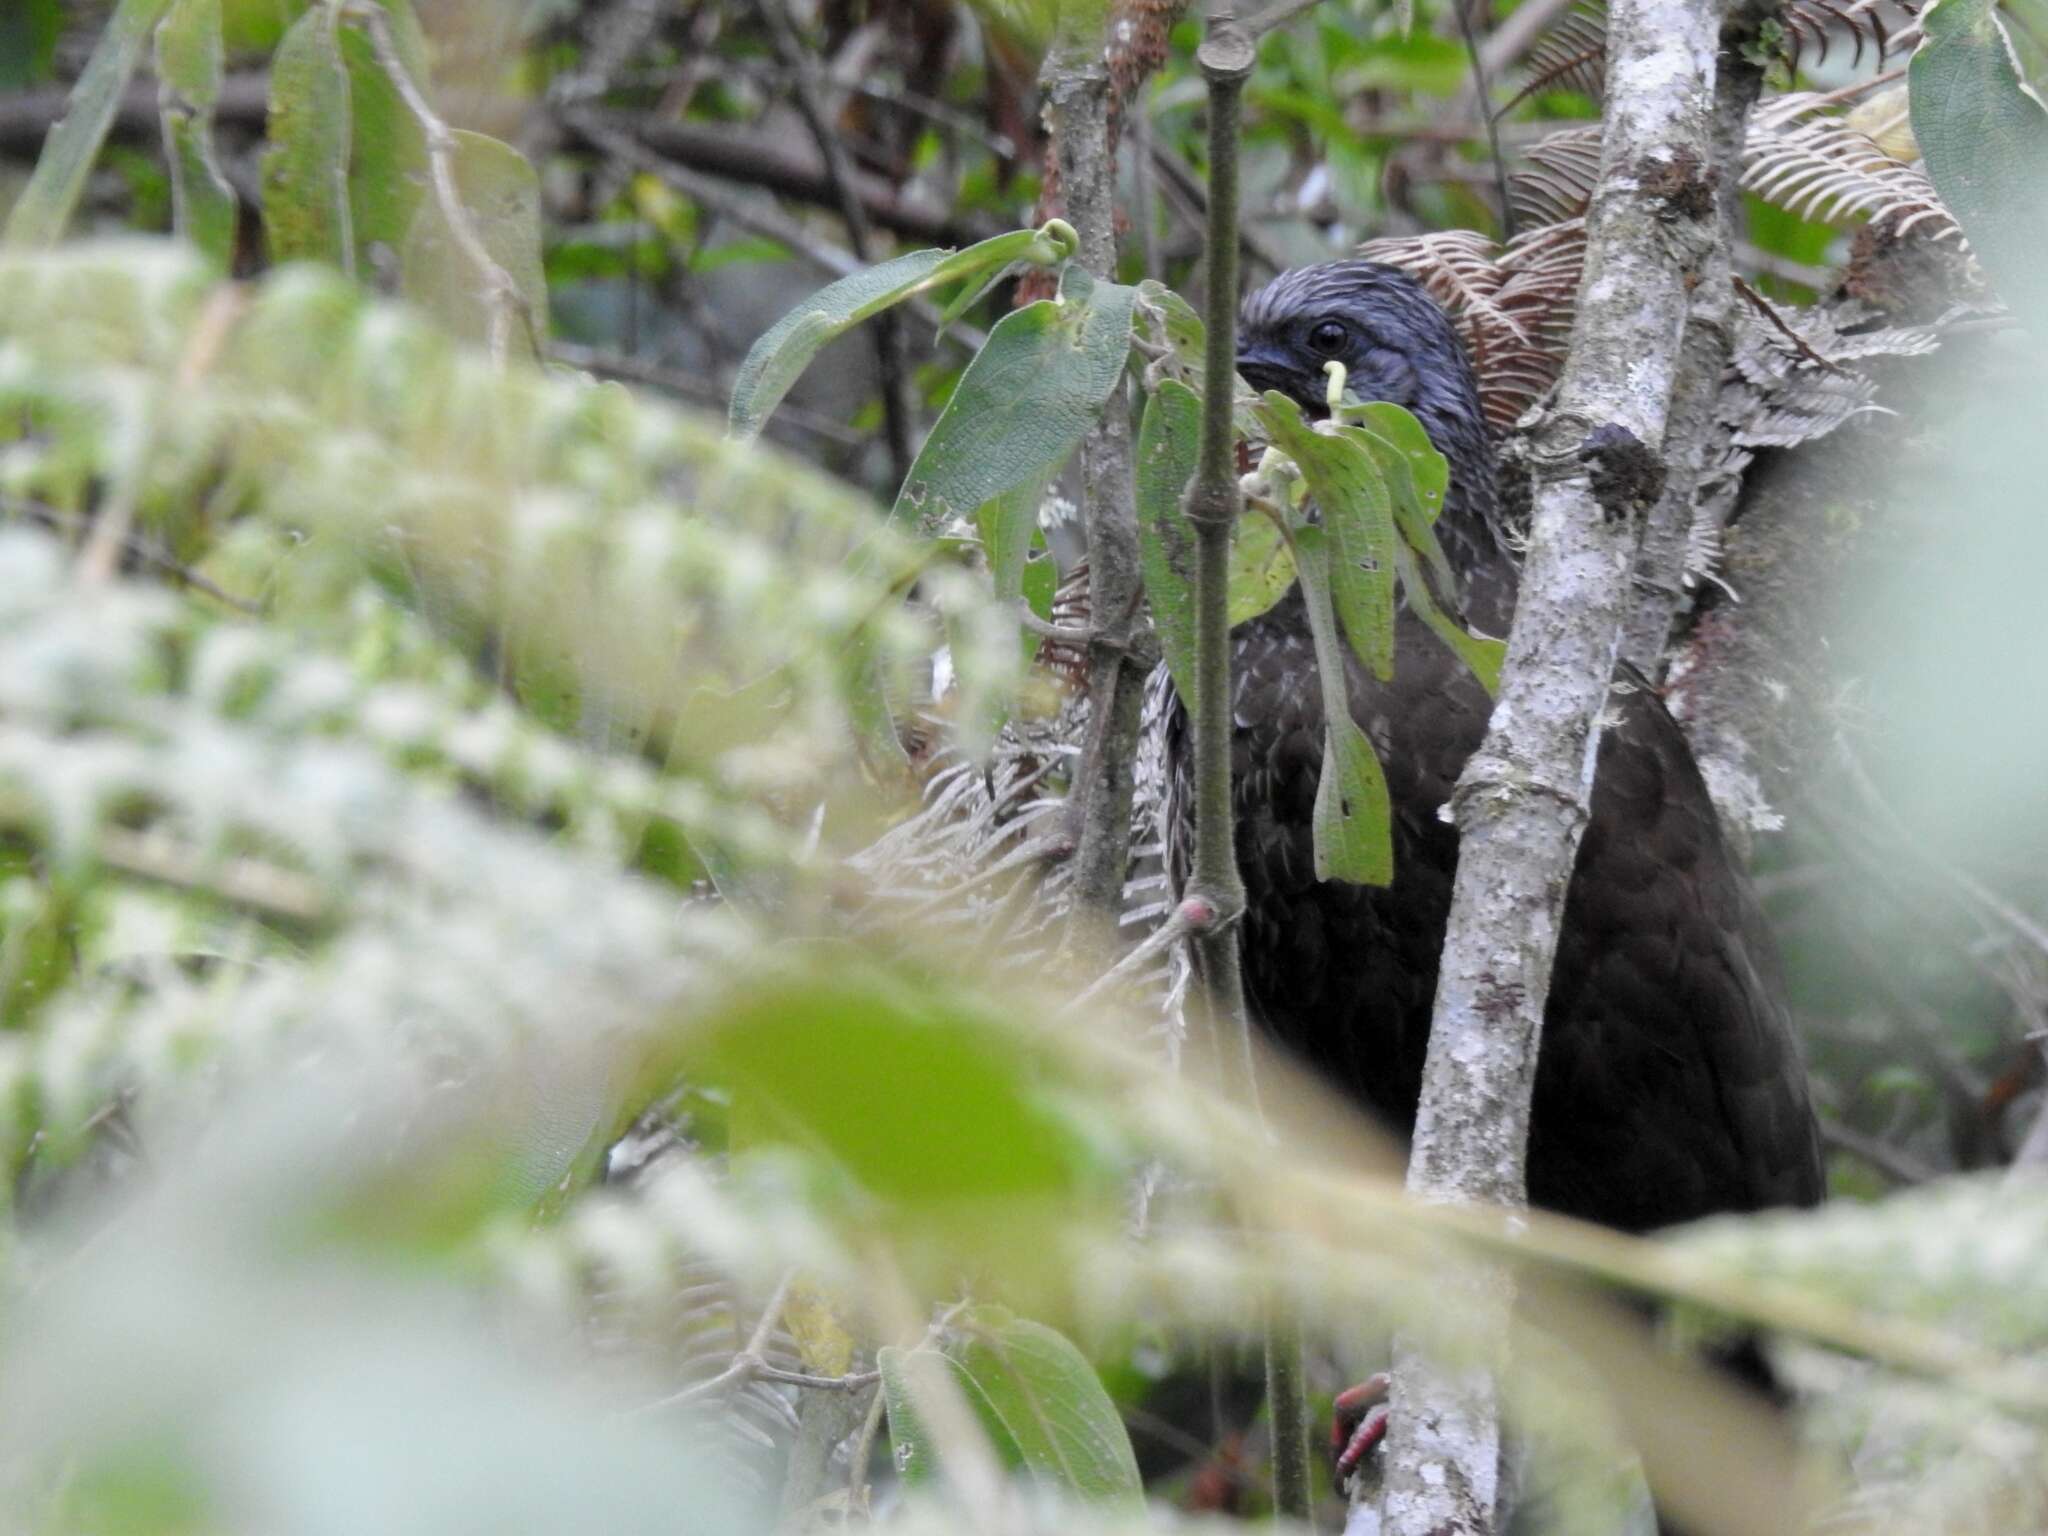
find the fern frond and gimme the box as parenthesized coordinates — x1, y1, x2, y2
(1499, 3, 1609, 116)
(1742, 92, 1960, 241)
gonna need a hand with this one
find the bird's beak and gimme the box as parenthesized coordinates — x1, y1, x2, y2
(1235, 342, 1292, 398)
(1235, 343, 1321, 415)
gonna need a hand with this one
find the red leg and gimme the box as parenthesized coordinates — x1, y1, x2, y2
(1331, 1373, 1392, 1493)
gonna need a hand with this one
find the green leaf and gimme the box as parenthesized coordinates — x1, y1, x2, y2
(155, 0, 222, 104)
(337, 0, 432, 265)
(877, 1346, 951, 1490)
(3, 0, 176, 249)
(1136, 278, 1207, 376)
(1394, 542, 1506, 696)
(977, 473, 1050, 617)
(1256, 393, 1397, 682)
(1228, 506, 1298, 625)
(890, 265, 1138, 536)
(687, 965, 1112, 1213)
(1133, 378, 1203, 700)
(950, 1307, 1146, 1511)
(1341, 408, 1457, 604)
(156, 0, 239, 276)
(1349, 402, 1449, 522)
(1291, 524, 1395, 885)
(1910, 0, 2048, 330)
(262, 3, 355, 272)
(401, 130, 548, 359)
(1021, 537, 1057, 625)
(728, 225, 1069, 440)
(970, 468, 1057, 731)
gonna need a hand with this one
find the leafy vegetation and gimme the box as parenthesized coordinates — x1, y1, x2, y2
(2, 0, 2048, 1533)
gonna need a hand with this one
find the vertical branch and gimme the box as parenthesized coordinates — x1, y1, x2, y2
(1621, 33, 1770, 673)
(1186, 10, 1314, 1522)
(1378, 0, 1730, 1525)
(1042, 0, 1152, 942)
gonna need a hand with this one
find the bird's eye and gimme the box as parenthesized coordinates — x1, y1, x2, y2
(1307, 320, 1349, 356)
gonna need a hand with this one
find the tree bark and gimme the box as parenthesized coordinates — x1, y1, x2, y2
(1376, 0, 1730, 1526)
(1041, 2, 1154, 942)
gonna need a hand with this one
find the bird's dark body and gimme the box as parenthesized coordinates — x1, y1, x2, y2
(1163, 261, 1821, 1234)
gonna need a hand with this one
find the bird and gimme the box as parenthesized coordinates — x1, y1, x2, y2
(1161, 257, 1822, 1244)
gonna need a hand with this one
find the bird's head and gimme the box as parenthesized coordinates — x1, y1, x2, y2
(1236, 260, 1497, 535)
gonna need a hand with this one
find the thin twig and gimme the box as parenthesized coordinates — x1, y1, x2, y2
(758, 0, 915, 485)
(1243, 0, 1325, 34)
(1146, 138, 1292, 280)
(1070, 897, 1214, 1008)
(342, 1, 535, 366)
(1733, 275, 1851, 375)
(753, 1364, 882, 1392)
(93, 826, 329, 926)
(559, 111, 987, 352)
(630, 1268, 800, 1414)
(1451, 0, 1518, 240)
(1017, 605, 1095, 645)
(1821, 1118, 1938, 1185)
(7, 495, 260, 613)
(549, 343, 863, 446)
(78, 286, 244, 587)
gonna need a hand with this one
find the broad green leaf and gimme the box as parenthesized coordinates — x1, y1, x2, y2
(978, 472, 1052, 616)
(687, 965, 1113, 1215)
(878, 1346, 951, 1489)
(1136, 277, 1207, 376)
(1341, 411, 1457, 600)
(156, 0, 239, 275)
(1021, 536, 1058, 625)
(1395, 542, 1506, 695)
(1292, 523, 1395, 885)
(1256, 393, 1397, 681)
(3, 0, 176, 248)
(976, 467, 1058, 678)
(401, 130, 548, 359)
(1228, 506, 1297, 624)
(729, 225, 1071, 440)
(890, 266, 1139, 536)
(155, 0, 221, 103)
(1910, 0, 2048, 330)
(338, 0, 432, 264)
(263, 3, 355, 272)
(951, 1307, 1145, 1511)
(1133, 378, 1203, 699)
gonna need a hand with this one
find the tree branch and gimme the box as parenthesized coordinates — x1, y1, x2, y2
(1378, 0, 1729, 1525)
(1042, 3, 1153, 943)
(1184, 7, 1315, 1520)
(1622, 36, 1768, 673)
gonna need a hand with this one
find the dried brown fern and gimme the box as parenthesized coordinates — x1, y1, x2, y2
(1508, 124, 1602, 227)
(1742, 91, 1960, 242)
(1499, 3, 1609, 117)
(1363, 215, 1585, 434)
(1496, 0, 1914, 118)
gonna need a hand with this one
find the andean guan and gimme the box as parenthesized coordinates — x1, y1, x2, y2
(1162, 259, 1823, 1241)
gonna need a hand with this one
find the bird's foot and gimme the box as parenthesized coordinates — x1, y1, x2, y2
(1332, 1372, 1392, 1495)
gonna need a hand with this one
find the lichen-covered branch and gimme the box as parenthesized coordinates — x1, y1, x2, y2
(1622, 37, 1769, 673)
(1377, 0, 1730, 1526)
(1043, 1, 1155, 943)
